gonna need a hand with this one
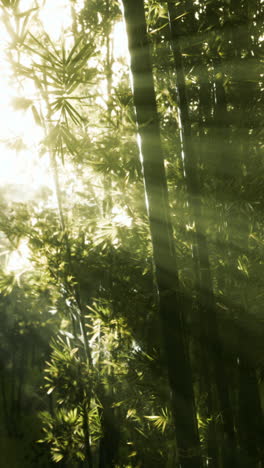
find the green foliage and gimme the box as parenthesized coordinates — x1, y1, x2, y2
(44, 337, 88, 402)
(0, 0, 263, 466)
(39, 408, 86, 463)
(144, 407, 170, 433)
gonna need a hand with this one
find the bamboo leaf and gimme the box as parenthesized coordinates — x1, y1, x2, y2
(65, 35, 85, 65)
(31, 105, 42, 126)
(11, 96, 32, 110)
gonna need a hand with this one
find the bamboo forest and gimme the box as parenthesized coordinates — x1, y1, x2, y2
(0, 0, 263, 466)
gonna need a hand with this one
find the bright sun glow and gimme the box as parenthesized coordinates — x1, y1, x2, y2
(0, 1, 129, 273)
(0, 1, 55, 190)
(39, 0, 73, 41)
(0, 2, 128, 189)
(113, 20, 129, 60)
(112, 206, 132, 228)
(6, 239, 32, 275)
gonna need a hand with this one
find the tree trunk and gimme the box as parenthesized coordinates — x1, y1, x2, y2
(167, 2, 237, 466)
(206, 2, 264, 464)
(121, 1, 202, 466)
(82, 399, 93, 468)
(237, 354, 263, 466)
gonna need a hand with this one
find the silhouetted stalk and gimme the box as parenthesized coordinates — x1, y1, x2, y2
(49, 148, 94, 466)
(228, 5, 264, 454)
(204, 3, 264, 465)
(38, 75, 94, 464)
(167, 2, 238, 466)
(99, 11, 120, 465)
(16, 343, 26, 424)
(105, 0, 113, 118)
(122, 1, 202, 466)
(0, 368, 11, 436)
(81, 396, 93, 468)
(103, 0, 113, 219)
(166, 5, 218, 466)
(71, 0, 78, 40)
(237, 353, 263, 465)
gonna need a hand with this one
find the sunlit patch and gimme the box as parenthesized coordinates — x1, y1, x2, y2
(112, 206, 132, 227)
(38, 0, 72, 41)
(0, 5, 50, 191)
(113, 21, 128, 59)
(0, 147, 50, 189)
(0, 0, 131, 274)
(6, 239, 31, 275)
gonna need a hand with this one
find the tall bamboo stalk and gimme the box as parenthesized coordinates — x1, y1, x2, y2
(167, 2, 238, 466)
(121, 1, 202, 466)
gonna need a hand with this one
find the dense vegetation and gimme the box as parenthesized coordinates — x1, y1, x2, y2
(0, 0, 263, 467)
